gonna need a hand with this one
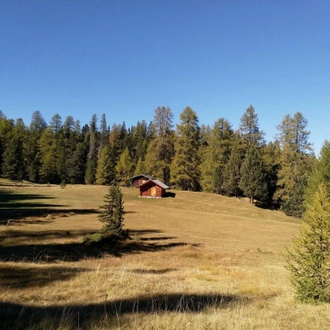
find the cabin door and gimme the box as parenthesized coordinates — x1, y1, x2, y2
(151, 186, 156, 197)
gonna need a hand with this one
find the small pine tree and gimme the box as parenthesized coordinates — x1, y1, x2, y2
(98, 183, 125, 237)
(285, 183, 330, 303)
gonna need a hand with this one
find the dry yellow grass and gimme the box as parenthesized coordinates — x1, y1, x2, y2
(0, 180, 329, 329)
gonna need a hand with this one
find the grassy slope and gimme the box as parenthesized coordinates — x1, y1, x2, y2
(0, 181, 329, 329)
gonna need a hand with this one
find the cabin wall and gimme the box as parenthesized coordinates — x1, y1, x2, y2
(140, 183, 165, 198)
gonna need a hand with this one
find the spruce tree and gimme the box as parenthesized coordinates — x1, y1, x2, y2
(239, 146, 268, 204)
(285, 183, 330, 303)
(2, 135, 24, 181)
(223, 136, 243, 196)
(99, 183, 125, 237)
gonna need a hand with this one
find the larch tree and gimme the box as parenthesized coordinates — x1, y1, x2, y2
(171, 106, 201, 191)
(285, 183, 330, 303)
(200, 118, 234, 193)
(276, 112, 314, 217)
(116, 147, 134, 186)
(96, 145, 117, 185)
(238, 105, 265, 151)
(39, 114, 65, 183)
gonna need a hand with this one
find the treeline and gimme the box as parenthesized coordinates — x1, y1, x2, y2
(0, 106, 316, 217)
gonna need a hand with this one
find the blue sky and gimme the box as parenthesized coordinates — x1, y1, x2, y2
(1, 1, 329, 154)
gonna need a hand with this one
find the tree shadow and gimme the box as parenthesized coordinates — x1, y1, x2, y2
(0, 209, 100, 225)
(129, 268, 177, 274)
(0, 264, 87, 289)
(0, 293, 250, 329)
(164, 191, 176, 198)
(0, 229, 188, 263)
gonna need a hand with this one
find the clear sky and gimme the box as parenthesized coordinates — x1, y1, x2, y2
(1, 1, 329, 154)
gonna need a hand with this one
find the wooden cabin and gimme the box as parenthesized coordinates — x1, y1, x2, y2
(130, 174, 155, 187)
(138, 179, 169, 198)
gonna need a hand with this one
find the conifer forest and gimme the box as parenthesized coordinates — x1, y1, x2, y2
(0, 105, 316, 218)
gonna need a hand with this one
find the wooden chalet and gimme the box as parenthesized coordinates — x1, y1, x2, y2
(130, 174, 155, 187)
(138, 179, 170, 198)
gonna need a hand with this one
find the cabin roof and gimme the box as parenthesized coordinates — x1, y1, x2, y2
(138, 179, 169, 190)
(130, 174, 155, 180)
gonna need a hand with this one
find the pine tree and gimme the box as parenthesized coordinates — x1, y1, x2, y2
(285, 183, 330, 303)
(98, 183, 125, 237)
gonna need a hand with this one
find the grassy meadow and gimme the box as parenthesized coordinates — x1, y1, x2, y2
(1, 179, 330, 329)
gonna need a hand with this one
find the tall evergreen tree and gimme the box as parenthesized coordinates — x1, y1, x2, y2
(239, 146, 268, 204)
(39, 114, 65, 183)
(116, 147, 134, 186)
(0, 114, 14, 175)
(25, 111, 47, 182)
(98, 113, 109, 155)
(239, 105, 265, 150)
(200, 118, 234, 193)
(171, 106, 201, 191)
(305, 140, 330, 198)
(132, 120, 149, 164)
(2, 135, 24, 180)
(262, 141, 281, 207)
(85, 114, 99, 184)
(276, 112, 313, 216)
(96, 145, 117, 185)
(99, 182, 125, 237)
(144, 106, 175, 184)
(223, 136, 243, 196)
(134, 157, 146, 176)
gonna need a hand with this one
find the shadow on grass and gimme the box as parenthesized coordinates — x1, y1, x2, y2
(0, 264, 86, 289)
(0, 293, 249, 329)
(0, 189, 99, 224)
(130, 268, 176, 274)
(0, 229, 187, 263)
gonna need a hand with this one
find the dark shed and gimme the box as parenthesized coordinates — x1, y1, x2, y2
(130, 174, 155, 187)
